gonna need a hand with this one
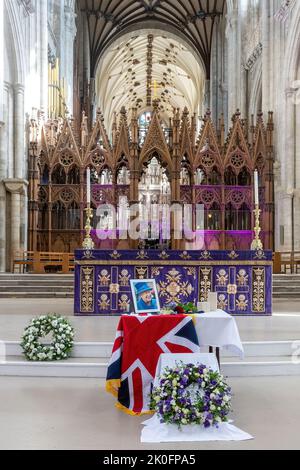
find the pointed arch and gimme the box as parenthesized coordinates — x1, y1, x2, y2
(139, 109, 172, 171)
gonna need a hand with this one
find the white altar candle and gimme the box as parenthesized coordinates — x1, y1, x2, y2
(254, 169, 259, 206)
(87, 167, 91, 205)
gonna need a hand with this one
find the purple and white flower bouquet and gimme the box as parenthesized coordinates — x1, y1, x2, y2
(150, 362, 232, 428)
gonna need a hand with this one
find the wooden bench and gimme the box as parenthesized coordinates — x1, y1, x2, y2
(12, 251, 35, 273)
(13, 251, 75, 274)
(273, 252, 299, 274)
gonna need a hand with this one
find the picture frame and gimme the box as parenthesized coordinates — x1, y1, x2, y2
(130, 279, 161, 314)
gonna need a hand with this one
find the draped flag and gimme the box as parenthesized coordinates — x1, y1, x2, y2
(106, 314, 200, 415)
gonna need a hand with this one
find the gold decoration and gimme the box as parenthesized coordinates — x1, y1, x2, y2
(199, 267, 212, 301)
(82, 250, 95, 260)
(110, 251, 121, 260)
(151, 267, 163, 277)
(254, 249, 266, 260)
(136, 250, 149, 260)
(228, 250, 239, 260)
(118, 295, 130, 311)
(98, 294, 110, 311)
(135, 266, 148, 279)
(216, 269, 228, 287)
(251, 205, 263, 251)
(119, 269, 130, 287)
(236, 294, 248, 311)
(82, 205, 95, 250)
(237, 269, 248, 287)
(200, 250, 213, 260)
(227, 284, 237, 295)
(180, 251, 192, 260)
(159, 250, 170, 260)
(159, 268, 194, 304)
(98, 269, 111, 287)
(184, 267, 196, 278)
(218, 294, 228, 310)
(80, 266, 94, 312)
(109, 283, 120, 294)
(252, 267, 265, 312)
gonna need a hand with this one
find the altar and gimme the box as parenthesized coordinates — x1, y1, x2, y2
(74, 249, 272, 316)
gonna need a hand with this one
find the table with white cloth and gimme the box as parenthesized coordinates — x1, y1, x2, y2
(193, 309, 244, 366)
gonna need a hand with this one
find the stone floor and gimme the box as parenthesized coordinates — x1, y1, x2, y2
(0, 298, 300, 342)
(0, 375, 299, 450)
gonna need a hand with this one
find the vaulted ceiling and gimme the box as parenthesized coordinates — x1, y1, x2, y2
(96, 33, 205, 131)
(78, 0, 226, 77)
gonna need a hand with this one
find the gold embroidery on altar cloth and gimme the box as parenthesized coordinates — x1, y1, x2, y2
(252, 267, 265, 312)
(80, 266, 94, 312)
(236, 294, 248, 311)
(216, 269, 228, 287)
(218, 294, 228, 310)
(98, 294, 110, 310)
(98, 269, 110, 287)
(237, 269, 248, 287)
(227, 284, 237, 295)
(135, 266, 148, 279)
(109, 283, 120, 294)
(199, 267, 212, 301)
(119, 269, 130, 286)
(118, 295, 130, 311)
(159, 268, 194, 304)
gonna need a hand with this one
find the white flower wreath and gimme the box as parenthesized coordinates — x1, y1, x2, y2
(21, 314, 74, 361)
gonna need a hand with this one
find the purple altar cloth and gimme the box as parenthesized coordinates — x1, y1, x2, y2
(74, 249, 272, 316)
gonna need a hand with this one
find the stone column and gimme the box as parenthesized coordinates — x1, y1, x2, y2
(4, 180, 28, 271)
(64, 0, 76, 114)
(14, 85, 25, 179)
(40, 0, 48, 113)
(0, 179, 5, 272)
(226, 8, 240, 120)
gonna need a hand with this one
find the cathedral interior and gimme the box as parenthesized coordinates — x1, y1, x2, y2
(1, 0, 300, 270)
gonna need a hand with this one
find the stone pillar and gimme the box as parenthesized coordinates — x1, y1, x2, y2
(64, 0, 76, 114)
(40, 0, 48, 113)
(204, 79, 211, 111)
(14, 85, 25, 179)
(0, 0, 4, 124)
(226, 8, 240, 120)
(0, 181, 5, 272)
(4, 180, 28, 271)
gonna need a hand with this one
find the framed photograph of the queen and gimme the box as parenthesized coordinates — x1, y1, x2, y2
(130, 279, 161, 314)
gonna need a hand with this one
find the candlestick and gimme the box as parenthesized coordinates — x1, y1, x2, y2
(87, 167, 91, 205)
(82, 204, 95, 250)
(254, 169, 259, 206)
(251, 204, 263, 251)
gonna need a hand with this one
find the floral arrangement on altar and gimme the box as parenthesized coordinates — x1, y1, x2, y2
(150, 362, 232, 428)
(161, 302, 198, 315)
(21, 314, 74, 361)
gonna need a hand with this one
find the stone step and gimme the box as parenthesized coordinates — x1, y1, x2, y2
(0, 280, 74, 286)
(0, 286, 73, 293)
(2, 340, 297, 359)
(0, 292, 74, 298)
(1, 355, 299, 378)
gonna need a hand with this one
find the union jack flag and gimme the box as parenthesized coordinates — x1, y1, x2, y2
(106, 314, 200, 415)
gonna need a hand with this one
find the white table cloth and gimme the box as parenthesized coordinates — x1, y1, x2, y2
(141, 415, 253, 443)
(194, 310, 244, 358)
